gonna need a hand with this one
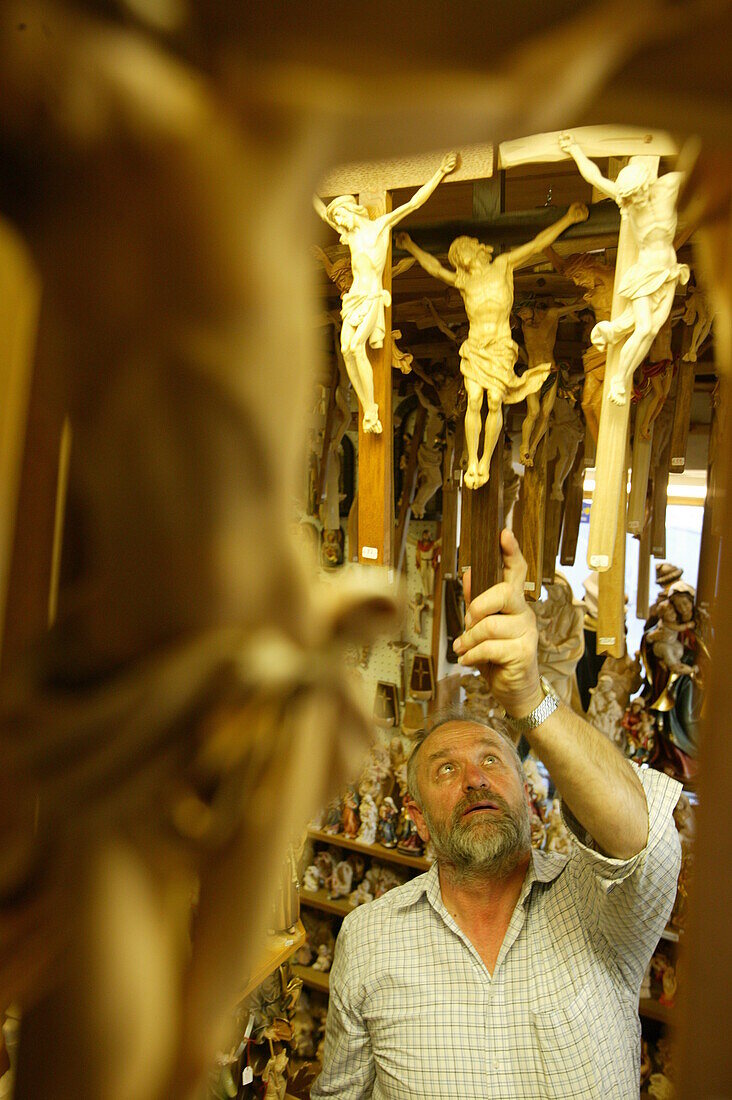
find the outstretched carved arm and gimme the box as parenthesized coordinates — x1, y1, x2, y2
(507, 202, 588, 268)
(425, 298, 459, 342)
(313, 194, 333, 228)
(559, 134, 617, 199)
(395, 232, 457, 287)
(383, 152, 458, 229)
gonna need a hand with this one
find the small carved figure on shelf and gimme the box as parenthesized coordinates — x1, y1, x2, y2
(622, 698, 656, 764)
(396, 807, 424, 855)
(311, 943, 334, 973)
(302, 865, 321, 893)
(516, 296, 585, 466)
(587, 653, 643, 747)
(313, 153, 458, 433)
(348, 878, 374, 907)
(560, 132, 690, 408)
(411, 383, 445, 519)
(397, 201, 588, 487)
(328, 860, 354, 899)
(314, 850, 336, 889)
(320, 526, 344, 569)
(321, 798, 342, 836)
(357, 793, 379, 846)
(341, 786, 361, 839)
(378, 796, 400, 848)
(409, 591, 427, 635)
(648, 1073, 675, 1100)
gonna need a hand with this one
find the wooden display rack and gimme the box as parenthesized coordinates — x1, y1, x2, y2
(306, 828, 431, 872)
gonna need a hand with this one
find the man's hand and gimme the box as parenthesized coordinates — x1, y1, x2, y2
(568, 201, 589, 224)
(453, 529, 542, 716)
(440, 151, 459, 175)
(395, 231, 414, 251)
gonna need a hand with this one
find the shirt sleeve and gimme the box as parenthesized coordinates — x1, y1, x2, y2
(562, 764, 682, 990)
(310, 917, 376, 1100)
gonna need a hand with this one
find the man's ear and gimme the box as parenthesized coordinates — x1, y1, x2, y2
(405, 798, 430, 844)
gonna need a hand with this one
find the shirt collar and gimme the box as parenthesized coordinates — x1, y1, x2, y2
(393, 848, 568, 911)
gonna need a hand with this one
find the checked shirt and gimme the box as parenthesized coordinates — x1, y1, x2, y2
(311, 765, 681, 1100)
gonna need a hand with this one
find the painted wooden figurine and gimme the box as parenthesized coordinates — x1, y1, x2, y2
(313, 152, 458, 432)
(396, 201, 588, 487)
(516, 296, 585, 466)
(559, 133, 690, 408)
(378, 796, 400, 849)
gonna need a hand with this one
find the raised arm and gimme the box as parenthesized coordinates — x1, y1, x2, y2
(395, 232, 457, 287)
(313, 193, 334, 229)
(383, 152, 458, 230)
(554, 300, 587, 319)
(507, 202, 589, 269)
(543, 244, 567, 275)
(425, 297, 459, 342)
(454, 529, 648, 859)
(391, 256, 416, 280)
(559, 133, 617, 199)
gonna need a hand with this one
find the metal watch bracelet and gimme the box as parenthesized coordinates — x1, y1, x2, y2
(505, 676, 560, 736)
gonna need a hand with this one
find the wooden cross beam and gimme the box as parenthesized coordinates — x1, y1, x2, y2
(517, 434, 548, 601)
(669, 324, 696, 471)
(469, 427, 504, 597)
(560, 436, 585, 566)
(357, 190, 394, 566)
(394, 401, 428, 573)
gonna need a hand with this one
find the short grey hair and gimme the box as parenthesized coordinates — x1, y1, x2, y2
(406, 704, 522, 806)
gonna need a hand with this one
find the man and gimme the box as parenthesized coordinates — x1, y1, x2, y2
(395, 202, 588, 489)
(312, 530, 681, 1100)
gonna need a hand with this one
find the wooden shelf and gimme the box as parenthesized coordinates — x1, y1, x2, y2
(293, 963, 331, 994)
(301, 887, 356, 918)
(639, 998, 674, 1025)
(240, 920, 306, 999)
(307, 828, 431, 872)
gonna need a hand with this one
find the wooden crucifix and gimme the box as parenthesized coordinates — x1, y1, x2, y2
(314, 151, 466, 565)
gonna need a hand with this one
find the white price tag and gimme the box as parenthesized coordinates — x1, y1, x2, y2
(671, 457, 684, 467)
(589, 554, 609, 568)
(361, 546, 378, 560)
(598, 636, 616, 646)
(242, 1066, 254, 1085)
(523, 581, 535, 591)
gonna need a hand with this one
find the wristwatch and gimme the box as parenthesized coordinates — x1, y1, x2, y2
(505, 676, 560, 736)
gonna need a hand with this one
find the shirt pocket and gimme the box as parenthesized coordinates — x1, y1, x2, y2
(531, 984, 602, 1099)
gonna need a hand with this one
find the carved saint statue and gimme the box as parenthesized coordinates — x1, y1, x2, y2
(396, 202, 588, 487)
(544, 393, 584, 502)
(313, 153, 458, 432)
(559, 133, 690, 408)
(682, 282, 718, 362)
(516, 296, 584, 466)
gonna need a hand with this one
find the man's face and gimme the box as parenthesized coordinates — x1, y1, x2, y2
(408, 722, 531, 876)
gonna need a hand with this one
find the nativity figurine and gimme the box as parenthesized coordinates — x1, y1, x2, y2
(313, 153, 458, 432)
(559, 133, 690, 408)
(311, 943, 334, 973)
(414, 529, 441, 597)
(396, 201, 588, 487)
(328, 860, 354, 899)
(356, 793, 379, 846)
(377, 796, 399, 849)
(341, 786, 361, 838)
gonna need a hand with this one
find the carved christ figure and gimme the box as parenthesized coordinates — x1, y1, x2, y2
(313, 153, 458, 433)
(396, 202, 588, 488)
(559, 133, 690, 408)
(516, 295, 585, 466)
(547, 246, 615, 442)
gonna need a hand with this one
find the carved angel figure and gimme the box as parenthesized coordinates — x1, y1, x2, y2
(313, 153, 457, 432)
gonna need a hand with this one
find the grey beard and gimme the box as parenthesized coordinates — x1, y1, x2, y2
(423, 797, 531, 881)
